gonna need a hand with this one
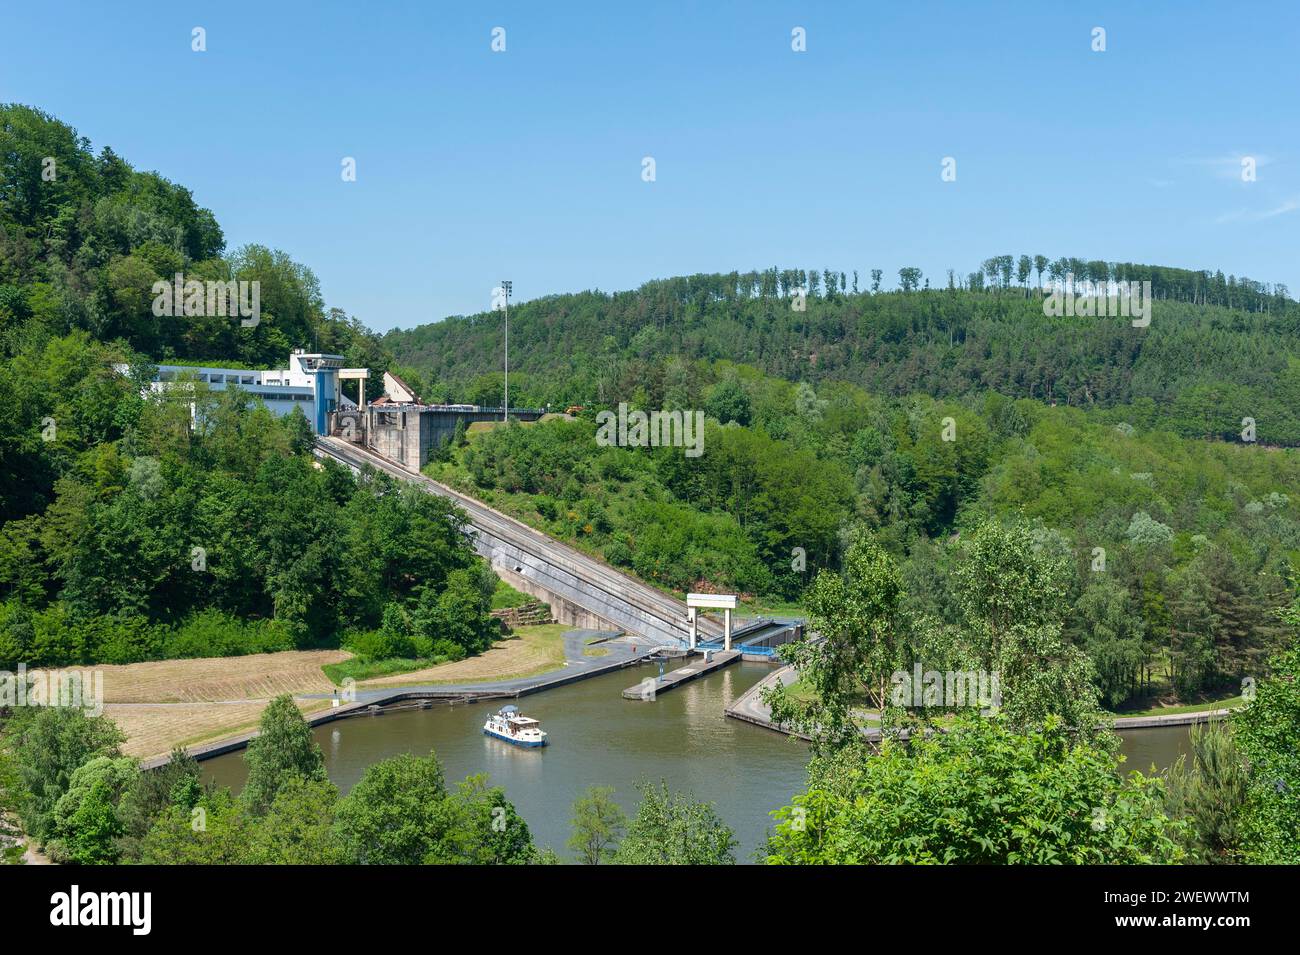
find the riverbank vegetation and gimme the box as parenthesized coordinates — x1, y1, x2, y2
(3, 103, 1297, 866)
(424, 378, 1297, 710)
(760, 524, 1299, 865)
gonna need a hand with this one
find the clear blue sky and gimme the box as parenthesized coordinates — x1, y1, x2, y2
(3, 1, 1297, 332)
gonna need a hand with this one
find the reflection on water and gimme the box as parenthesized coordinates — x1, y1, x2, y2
(206, 661, 811, 861)
(205, 661, 1194, 862)
(1117, 724, 1196, 776)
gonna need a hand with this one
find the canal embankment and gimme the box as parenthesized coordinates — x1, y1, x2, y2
(724, 664, 1233, 742)
(142, 629, 656, 770)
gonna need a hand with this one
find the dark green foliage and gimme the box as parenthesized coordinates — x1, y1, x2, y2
(332, 750, 537, 864)
(137, 788, 248, 864)
(568, 785, 626, 864)
(241, 777, 345, 865)
(116, 746, 201, 861)
(332, 751, 455, 864)
(765, 717, 1185, 864)
(0, 363, 488, 666)
(611, 781, 736, 865)
(1233, 619, 1300, 863)
(46, 754, 137, 863)
(6, 704, 123, 846)
(1164, 722, 1248, 864)
(385, 269, 1299, 443)
(241, 694, 326, 815)
(0, 104, 383, 370)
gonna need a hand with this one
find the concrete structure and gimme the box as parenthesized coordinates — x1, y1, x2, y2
(315, 437, 723, 646)
(137, 350, 369, 436)
(382, 370, 420, 403)
(622, 650, 741, 700)
(687, 593, 737, 650)
(332, 403, 547, 472)
(699, 617, 803, 659)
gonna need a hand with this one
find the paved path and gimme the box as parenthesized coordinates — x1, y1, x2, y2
(725, 664, 812, 740)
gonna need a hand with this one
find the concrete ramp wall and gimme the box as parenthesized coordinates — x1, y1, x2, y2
(315, 437, 718, 646)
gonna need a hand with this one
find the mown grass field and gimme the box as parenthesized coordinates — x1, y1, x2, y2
(78, 650, 351, 759)
(92, 650, 348, 704)
(108, 699, 334, 760)
(84, 625, 578, 759)
(356, 624, 569, 688)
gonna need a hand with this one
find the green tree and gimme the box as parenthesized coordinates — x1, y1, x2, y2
(568, 785, 626, 864)
(138, 788, 248, 864)
(612, 781, 736, 865)
(765, 532, 905, 752)
(954, 520, 1104, 737)
(46, 754, 137, 864)
(0, 739, 26, 863)
(766, 716, 1184, 864)
(1233, 623, 1300, 863)
(333, 751, 460, 864)
(9, 705, 124, 846)
(1163, 722, 1247, 864)
(116, 746, 201, 861)
(704, 378, 752, 426)
(449, 774, 537, 865)
(243, 777, 344, 864)
(240, 694, 327, 815)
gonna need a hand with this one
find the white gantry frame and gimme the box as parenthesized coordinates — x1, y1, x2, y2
(686, 593, 738, 651)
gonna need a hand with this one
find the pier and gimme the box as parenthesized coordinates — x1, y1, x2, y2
(622, 649, 741, 700)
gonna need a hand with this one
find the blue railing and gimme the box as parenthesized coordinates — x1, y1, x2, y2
(698, 640, 779, 657)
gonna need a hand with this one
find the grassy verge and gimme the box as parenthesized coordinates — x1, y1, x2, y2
(351, 624, 571, 688)
(1108, 695, 1243, 718)
(491, 577, 533, 610)
(739, 598, 805, 617)
(322, 656, 445, 685)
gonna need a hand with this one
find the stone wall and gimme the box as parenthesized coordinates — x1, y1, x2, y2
(490, 598, 557, 631)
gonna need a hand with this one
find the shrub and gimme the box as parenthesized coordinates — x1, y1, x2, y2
(343, 629, 416, 661)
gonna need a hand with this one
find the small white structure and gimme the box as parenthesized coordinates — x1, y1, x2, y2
(686, 593, 738, 651)
(382, 370, 420, 403)
(129, 350, 370, 435)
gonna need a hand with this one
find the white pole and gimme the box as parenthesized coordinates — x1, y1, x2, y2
(503, 282, 509, 422)
(724, 608, 732, 652)
(688, 608, 697, 650)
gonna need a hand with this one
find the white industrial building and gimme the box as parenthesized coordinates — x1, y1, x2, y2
(132, 350, 370, 435)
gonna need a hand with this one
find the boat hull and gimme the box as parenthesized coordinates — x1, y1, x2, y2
(483, 728, 547, 748)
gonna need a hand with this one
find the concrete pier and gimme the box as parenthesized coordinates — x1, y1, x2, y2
(622, 650, 741, 700)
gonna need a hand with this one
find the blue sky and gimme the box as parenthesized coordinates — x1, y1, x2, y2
(3, 1, 1297, 332)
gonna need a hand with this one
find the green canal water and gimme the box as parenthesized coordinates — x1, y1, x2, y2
(204, 660, 1194, 862)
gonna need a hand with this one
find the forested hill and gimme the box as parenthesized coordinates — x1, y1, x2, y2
(384, 270, 1300, 445)
(0, 103, 383, 371)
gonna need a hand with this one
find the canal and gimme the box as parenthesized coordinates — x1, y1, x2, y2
(204, 660, 1196, 862)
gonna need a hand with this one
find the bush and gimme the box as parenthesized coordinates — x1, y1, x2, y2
(343, 629, 416, 661)
(82, 614, 164, 664)
(431, 639, 467, 662)
(161, 611, 292, 660)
